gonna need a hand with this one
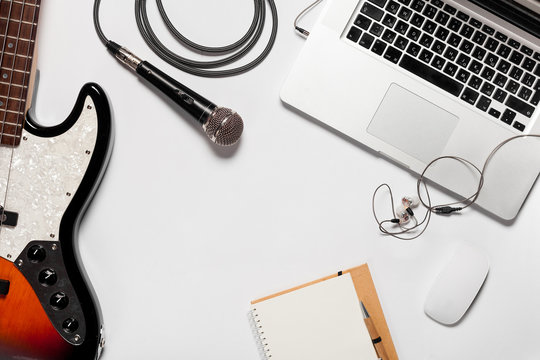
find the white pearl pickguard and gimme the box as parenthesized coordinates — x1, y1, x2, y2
(0, 96, 98, 260)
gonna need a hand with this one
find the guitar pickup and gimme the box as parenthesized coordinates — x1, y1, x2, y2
(0, 208, 18, 227)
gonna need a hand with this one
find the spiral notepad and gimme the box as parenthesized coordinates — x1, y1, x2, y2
(251, 273, 379, 360)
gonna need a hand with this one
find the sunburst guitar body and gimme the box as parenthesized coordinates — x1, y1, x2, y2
(0, 1, 112, 359)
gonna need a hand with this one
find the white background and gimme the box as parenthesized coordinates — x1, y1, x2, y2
(34, 1, 540, 359)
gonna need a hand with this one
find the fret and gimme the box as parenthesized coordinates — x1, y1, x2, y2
(0, 35, 35, 56)
(0, 2, 39, 24)
(0, 121, 23, 135)
(0, 96, 24, 111)
(0, 82, 27, 99)
(1, 53, 33, 74)
(0, 18, 37, 40)
(1, 67, 30, 74)
(0, 133, 21, 146)
(0, 69, 31, 86)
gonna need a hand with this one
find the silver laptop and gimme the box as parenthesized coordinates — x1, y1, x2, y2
(281, 0, 540, 220)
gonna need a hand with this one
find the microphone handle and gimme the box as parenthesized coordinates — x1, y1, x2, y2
(135, 61, 217, 125)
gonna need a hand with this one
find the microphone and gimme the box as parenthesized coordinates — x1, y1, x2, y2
(107, 42, 243, 146)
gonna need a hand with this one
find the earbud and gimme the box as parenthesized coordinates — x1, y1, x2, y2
(394, 195, 419, 224)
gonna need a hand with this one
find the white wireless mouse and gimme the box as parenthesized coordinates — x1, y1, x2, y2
(424, 242, 490, 325)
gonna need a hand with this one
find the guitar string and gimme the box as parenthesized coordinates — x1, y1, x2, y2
(0, 0, 37, 247)
(0, 0, 18, 240)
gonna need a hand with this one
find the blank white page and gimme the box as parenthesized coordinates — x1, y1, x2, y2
(251, 274, 378, 360)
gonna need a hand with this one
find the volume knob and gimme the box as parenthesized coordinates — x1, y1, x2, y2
(50, 292, 69, 310)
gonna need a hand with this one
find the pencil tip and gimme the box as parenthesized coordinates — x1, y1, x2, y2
(360, 301, 370, 319)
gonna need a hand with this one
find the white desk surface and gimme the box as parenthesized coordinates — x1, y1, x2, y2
(34, 1, 540, 359)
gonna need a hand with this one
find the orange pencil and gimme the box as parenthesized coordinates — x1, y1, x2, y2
(361, 301, 388, 360)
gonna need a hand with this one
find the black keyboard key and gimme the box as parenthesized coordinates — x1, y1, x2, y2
(476, 95, 491, 111)
(482, 24, 495, 35)
(456, 11, 469, 22)
(469, 75, 482, 89)
(494, 88, 507, 102)
(513, 122, 525, 132)
(472, 47, 486, 61)
(432, 40, 446, 54)
(369, 0, 388, 7)
(423, 20, 437, 34)
(443, 46, 458, 61)
(435, 27, 449, 41)
(485, 38, 499, 52)
(494, 73, 508, 87)
(423, 4, 437, 19)
(521, 45, 533, 56)
(509, 51, 524, 66)
(432, 55, 446, 70)
(382, 29, 397, 42)
(386, 0, 401, 14)
(522, 73, 535, 87)
(480, 82, 495, 96)
(480, 67, 495, 81)
(461, 87, 479, 105)
(407, 27, 421, 41)
(531, 90, 540, 105)
(469, 18, 482, 29)
(444, 62, 458, 76)
(495, 31, 508, 42)
(370, 23, 385, 37)
(506, 95, 535, 117)
(468, 60, 482, 74)
(509, 67, 523, 81)
(419, 48, 434, 63)
(448, 18, 462, 32)
(448, 33, 461, 47)
(420, 33, 434, 48)
(501, 109, 516, 125)
(457, 69, 471, 83)
(383, 14, 398, 27)
(395, 20, 409, 34)
(505, 80, 519, 94)
(398, 0, 411, 4)
(460, 40, 474, 54)
(535, 64, 540, 77)
(347, 27, 362, 42)
(472, 31, 487, 45)
(460, 24, 475, 39)
(372, 39, 387, 55)
(535, 79, 540, 91)
(484, 53, 498, 68)
(457, 53, 471, 68)
(398, 7, 413, 20)
(534, 52, 540, 61)
(435, 11, 449, 25)
(384, 46, 403, 63)
(488, 108, 501, 118)
(431, 0, 444, 8)
(399, 54, 464, 96)
(444, 4, 457, 14)
(362, 3, 385, 21)
(395, 35, 409, 49)
(497, 60, 511, 74)
(355, 14, 373, 30)
(411, 0, 425, 12)
(518, 87, 532, 101)
(523, 58, 536, 72)
(508, 39, 520, 49)
(359, 33, 375, 48)
(411, 13, 425, 27)
(406, 42, 421, 56)
(497, 44, 511, 58)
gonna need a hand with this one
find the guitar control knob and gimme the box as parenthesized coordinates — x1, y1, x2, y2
(50, 292, 69, 310)
(39, 268, 57, 287)
(27, 245, 46, 263)
(62, 318, 79, 333)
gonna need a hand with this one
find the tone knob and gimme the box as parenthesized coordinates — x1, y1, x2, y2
(50, 292, 69, 310)
(27, 245, 46, 263)
(39, 268, 57, 287)
(62, 318, 79, 333)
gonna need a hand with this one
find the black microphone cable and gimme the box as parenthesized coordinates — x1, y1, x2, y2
(93, 0, 278, 77)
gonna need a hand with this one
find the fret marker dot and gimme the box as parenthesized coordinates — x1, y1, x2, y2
(0, 101, 3, 107)
(7, 43, 13, 49)
(2, 74, 7, 79)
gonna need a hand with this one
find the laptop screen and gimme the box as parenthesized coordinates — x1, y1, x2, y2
(469, 0, 540, 37)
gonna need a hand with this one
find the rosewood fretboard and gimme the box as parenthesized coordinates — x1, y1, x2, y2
(0, 0, 40, 147)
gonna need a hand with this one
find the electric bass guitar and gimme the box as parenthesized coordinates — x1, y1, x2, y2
(0, 1, 112, 359)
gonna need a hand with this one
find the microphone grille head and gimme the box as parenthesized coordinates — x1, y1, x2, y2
(204, 107, 244, 146)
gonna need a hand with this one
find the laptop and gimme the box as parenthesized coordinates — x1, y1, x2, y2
(281, 0, 540, 220)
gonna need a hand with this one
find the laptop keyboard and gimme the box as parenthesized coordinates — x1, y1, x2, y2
(345, 0, 539, 132)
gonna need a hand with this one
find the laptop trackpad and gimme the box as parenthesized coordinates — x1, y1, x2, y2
(367, 84, 459, 164)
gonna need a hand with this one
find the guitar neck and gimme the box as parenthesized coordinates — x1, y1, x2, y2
(0, 0, 41, 147)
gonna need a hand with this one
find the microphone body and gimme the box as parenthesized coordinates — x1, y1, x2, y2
(109, 44, 243, 146)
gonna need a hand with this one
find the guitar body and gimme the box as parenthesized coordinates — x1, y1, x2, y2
(0, 83, 113, 360)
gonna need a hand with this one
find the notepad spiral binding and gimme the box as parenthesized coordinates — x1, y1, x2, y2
(249, 308, 272, 360)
